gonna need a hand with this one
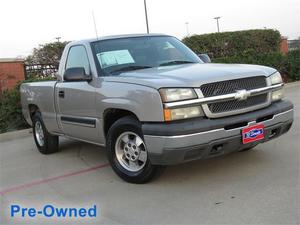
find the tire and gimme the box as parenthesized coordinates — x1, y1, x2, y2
(32, 111, 59, 154)
(106, 116, 162, 184)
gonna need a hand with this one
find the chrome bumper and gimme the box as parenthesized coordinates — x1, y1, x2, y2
(143, 103, 293, 165)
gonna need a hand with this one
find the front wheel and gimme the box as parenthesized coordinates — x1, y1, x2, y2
(106, 116, 162, 183)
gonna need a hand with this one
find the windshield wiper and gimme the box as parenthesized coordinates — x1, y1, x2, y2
(159, 60, 195, 67)
(110, 65, 152, 74)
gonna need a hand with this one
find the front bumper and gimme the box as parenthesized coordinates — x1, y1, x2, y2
(142, 100, 294, 165)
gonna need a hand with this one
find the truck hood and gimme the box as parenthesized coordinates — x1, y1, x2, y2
(103, 63, 277, 89)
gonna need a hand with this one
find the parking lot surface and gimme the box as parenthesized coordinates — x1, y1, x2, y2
(0, 83, 299, 225)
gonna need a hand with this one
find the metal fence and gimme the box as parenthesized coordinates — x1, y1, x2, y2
(288, 39, 300, 51)
(24, 63, 59, 79)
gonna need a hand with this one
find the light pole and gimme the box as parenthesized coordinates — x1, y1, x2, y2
(185, 22, 190, 36)
(144, 0, 149, 33)
(214, 17, 221, 33)
(55, 37, 61, 42)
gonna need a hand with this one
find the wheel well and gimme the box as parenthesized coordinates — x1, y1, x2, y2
(28, 104, 39, 120)
(103, 109, 138, 137)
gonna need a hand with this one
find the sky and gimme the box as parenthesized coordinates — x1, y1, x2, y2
(0, 0, 299, 58)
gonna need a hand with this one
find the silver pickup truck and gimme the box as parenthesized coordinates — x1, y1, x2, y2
(20, 34, 294, 183)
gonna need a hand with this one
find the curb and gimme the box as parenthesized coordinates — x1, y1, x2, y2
(0, 129, 32, 143)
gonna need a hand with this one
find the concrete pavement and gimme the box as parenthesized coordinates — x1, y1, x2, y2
(0, 83, 299, 225)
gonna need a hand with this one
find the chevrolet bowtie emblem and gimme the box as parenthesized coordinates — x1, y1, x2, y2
(235, 89, 251, 101)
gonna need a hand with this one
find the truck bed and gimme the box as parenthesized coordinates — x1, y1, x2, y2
(20, 81, 59, 132)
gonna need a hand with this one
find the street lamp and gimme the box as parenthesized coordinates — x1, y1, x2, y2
(55, 37, 61, 42)
(213, 17, 221, 33)
(144, 0, 149, 33)
(185, 22, 190, 36)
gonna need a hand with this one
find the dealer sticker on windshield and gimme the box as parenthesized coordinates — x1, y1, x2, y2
(242, 124, 265, 144)
(96, 50, 135, 68)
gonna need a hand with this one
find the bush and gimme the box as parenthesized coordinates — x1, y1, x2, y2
(286, 49, 300, 81)
(183, 29, 300, 81)
(0, 88, 28, 133)
(0, 77, 56, 133)
(183, 29, 281, 58)
(213, 50, 300, 81)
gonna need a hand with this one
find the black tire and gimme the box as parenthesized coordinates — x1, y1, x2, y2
(32, 111, 59, 154)
(106, 116, 163, 184)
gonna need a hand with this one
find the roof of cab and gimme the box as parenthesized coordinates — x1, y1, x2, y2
(68, 33, 171, 46)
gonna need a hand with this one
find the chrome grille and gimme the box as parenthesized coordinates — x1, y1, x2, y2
(208, 94, 268, 113)
(200, 76, 268, 115)
(201, 76, 267, 97)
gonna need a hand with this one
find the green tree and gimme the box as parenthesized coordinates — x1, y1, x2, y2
(26, 41, 69, 65)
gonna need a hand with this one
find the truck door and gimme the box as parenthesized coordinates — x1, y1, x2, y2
(55, 45, 99, 143)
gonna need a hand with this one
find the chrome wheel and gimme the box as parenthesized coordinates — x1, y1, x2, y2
(35, 121, 45, 146)
(115, 132, 147, 172)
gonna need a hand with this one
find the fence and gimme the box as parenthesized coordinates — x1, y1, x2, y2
(24, 63, 58, 79)
(288, 39, 300, 51)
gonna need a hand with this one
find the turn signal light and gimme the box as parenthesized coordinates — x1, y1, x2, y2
(163, 109, 172, 121)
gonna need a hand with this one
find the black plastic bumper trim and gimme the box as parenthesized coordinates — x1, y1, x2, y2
(61, 116, 96, 127)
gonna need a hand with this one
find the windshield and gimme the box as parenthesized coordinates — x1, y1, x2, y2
(91, 36, 202, 75)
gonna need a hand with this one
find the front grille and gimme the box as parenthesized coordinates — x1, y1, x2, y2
(208, 94, 268, 113)
(200, 76, 268, 115)
(201, 76, 267, 97)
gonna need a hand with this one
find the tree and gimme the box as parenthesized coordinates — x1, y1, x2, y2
(26, 41, 69, 65)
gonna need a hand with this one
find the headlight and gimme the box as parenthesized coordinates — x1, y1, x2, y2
(164, 106, 202, 121)
(270, 72, 283, 85)
(272, 89, 284, 102)
(159, 88, 197, 102)
(270, 72, 284, 101)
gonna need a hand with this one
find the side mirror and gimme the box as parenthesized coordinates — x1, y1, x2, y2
(198, 54, 211, 63)
(64, 67, 92, 82)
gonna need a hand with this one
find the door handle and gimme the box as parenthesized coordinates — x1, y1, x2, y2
(59, 90, 65, 98)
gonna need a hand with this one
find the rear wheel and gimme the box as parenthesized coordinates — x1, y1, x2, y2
(32, 112, 59, 154)
(106, 116, 162, 183)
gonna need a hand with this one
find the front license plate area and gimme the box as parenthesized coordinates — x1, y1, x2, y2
(242, 124, 265, 144)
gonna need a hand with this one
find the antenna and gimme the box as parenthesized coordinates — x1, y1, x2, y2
(144, 0, 149, 33)
(92, 11, 99, 39)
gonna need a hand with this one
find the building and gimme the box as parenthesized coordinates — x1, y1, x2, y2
(0, 58, 25, 93)
(280, 37, 289, 54)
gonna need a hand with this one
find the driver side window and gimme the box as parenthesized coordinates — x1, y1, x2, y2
(66, 45, 90, 75)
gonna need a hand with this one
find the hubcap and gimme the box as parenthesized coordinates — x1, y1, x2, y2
(35, 121, 45, 146)
(115, 132, 147, 172)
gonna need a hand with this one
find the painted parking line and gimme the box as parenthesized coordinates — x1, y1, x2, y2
(0, 163, 110, 196)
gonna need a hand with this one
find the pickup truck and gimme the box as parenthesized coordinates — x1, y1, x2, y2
(20, 34, 294, 183)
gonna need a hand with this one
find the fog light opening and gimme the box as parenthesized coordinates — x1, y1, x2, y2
(269, 128, 280, 139)
(210, 144, 223, 155)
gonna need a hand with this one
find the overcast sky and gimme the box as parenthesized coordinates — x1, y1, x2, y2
(0, 0, 299, 58)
